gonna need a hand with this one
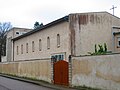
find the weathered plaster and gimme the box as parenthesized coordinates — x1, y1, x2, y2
(69, 12, 120, 56)
(72, 54, 120, 90)
(0, 59, 51, 83)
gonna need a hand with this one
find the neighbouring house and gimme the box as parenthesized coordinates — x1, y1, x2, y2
(5, 12, 120, 62)
(4, 27, 32, 62)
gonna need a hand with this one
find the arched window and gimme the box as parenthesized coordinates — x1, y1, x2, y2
(39, 39, 42, 51)
(17, 46, 19, 55)
(57, 34, 60, 48)
(21, 44, 23, 54)
(26, 43, 28, 53)
(32, 41, 35, 52)
(47, 37, 50, 49)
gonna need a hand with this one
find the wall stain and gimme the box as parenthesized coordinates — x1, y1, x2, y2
(69, 14, 89, 56)
(90, 14, 101, 24)
(78, 14, 88, 25)
(69, 14, 76, 56)
(73, 60, 92, 75)
(96, 70, 120, 83)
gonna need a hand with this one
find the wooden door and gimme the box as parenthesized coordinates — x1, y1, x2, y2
(54, 60, 69, 86)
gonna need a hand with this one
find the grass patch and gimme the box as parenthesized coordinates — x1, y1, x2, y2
(74, 85, 102, 90)
(0, 72, 50, 84)
(21, 76, 50, 84)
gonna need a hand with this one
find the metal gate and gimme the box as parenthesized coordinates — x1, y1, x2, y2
(53, 60, 69, 86)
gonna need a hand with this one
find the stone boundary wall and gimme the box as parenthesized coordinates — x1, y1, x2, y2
(71, 54, 120, 90)
(0, 59, 51, 83)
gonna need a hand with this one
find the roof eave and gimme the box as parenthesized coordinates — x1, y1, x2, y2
(12, 15, 69, 41)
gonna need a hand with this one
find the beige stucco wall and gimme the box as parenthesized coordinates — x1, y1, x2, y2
(13, 22, 70, 61)
(72, 54, 120, 90)
(0, 59, 51, 82)
(69, 12, 120, 56)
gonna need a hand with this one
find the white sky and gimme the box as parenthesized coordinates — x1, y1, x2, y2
(0, 0, 120, 28)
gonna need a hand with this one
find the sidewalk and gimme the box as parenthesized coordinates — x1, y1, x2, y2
(0, 73, 76, 90)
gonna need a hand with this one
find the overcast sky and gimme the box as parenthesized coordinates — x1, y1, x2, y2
(0, 0, 119, 29)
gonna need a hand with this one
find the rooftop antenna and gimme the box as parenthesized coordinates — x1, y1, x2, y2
(110, 5, 117, 15)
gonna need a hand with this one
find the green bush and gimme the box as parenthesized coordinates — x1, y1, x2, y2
(88, 43, 108, 55)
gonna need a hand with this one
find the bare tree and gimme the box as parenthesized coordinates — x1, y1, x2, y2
(0, 22, 12, 62)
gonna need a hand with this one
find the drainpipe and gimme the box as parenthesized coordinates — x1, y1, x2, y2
(68, 55, 72, 86)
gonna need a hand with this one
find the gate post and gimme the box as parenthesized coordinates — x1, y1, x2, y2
(51, 56, 54, 84)
(68, 55, 72, 86)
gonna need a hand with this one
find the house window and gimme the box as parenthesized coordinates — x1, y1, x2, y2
(17, 46, 19, 55)
(57, 34, 60, 48)
(32, 41, 35, 52)
(47, 37, 50, 49)
(16, 32, 19, 34)
(119, 41, 120, 46)
(26, 43, 28, 53)
(117, 37, 120, 47)
(21, 44, 23, 54)
(39, 39, 42, 51)
(51, 54, 64, 62)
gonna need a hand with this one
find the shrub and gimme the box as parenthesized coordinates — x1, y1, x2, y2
(88, 43, 108, 55)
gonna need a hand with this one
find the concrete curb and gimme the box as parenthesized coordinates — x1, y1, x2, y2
(0, 74, 76, 90)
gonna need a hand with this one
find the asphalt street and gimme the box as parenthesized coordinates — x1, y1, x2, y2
(0, 76, 54, 90)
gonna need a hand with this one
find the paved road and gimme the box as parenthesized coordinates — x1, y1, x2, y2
(0, 76, 54, 90)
